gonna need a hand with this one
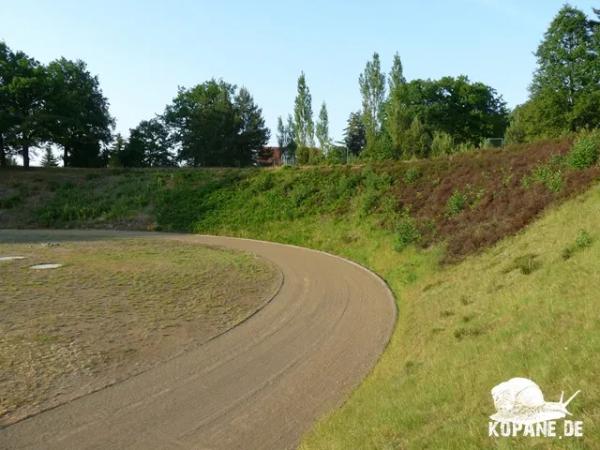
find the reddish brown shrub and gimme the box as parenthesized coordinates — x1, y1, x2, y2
(386, 137, 600, 260)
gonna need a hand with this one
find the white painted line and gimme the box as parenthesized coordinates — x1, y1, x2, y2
(0, 256, 26, 261)
(30, 264, 63, 270)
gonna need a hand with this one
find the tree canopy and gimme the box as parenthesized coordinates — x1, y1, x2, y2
(164, 79, 269, 167)
(344, 111, 366, 156)
(359, 52, 386, 152)
(0, 44, 47, 168)
(316, 102, 330, 152)
(506, 5, 600, 142)
(0, 42, 113, 168)
(277, 114, 296, 162)
(293, 72, 314, 148)
(388, 76, 508, 147)
(45, 58, 114, 167)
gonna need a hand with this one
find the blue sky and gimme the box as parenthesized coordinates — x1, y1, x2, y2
(1, 0, 598, 145)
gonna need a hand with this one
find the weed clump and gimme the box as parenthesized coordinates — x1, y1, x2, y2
(523, 164, 564, 192)
(503, 253, 541, 275)
(453, 326, 484, 340)
(403, 166, 422, 184)
(446, 190, 467, 216)
(568, 130, 600, 169)
(359, 167, 392, 216)
(430, 131, 454, 157)
(562, 229, 593, 260)
(445, 185, 485, 216)
(394, 213, 421, 251)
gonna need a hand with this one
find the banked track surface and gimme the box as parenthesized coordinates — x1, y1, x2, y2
(0, 230, 396, 450)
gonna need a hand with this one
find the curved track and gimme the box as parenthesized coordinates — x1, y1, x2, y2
(0, 230, 396, 450)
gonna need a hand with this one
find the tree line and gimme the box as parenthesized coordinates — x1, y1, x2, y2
(277, 54, 509, 164)
(0, 42, 113, 168)
(0, 44, 269, 168)
(2, 4, 599, 169)
(277, 4, 600, 164)
(110, 80, 269, 168)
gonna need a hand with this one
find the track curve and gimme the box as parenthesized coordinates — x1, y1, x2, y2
(0, 230, 396, 450)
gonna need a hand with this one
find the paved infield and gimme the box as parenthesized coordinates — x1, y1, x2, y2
(0, 230, 396, 450)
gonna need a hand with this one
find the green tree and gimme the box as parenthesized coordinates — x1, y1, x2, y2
(393, 76, 507, 147)
(45, 58, 114, 167)
(293, 72, 314, 147)
(384, 52, 412, 158)
(343, 111, 366, 156)
(406, 117, 431, 158)
(0, 41, 16, 167)
(531, 6, 593, 115)
(430, 131, 454, 157)
(166, 80, 237, 166)
(359, 52, 386, 152)
(130, 118, 173, 167)
(0, 45, 47, 168)
(119, 131, 146, 167)
(504, 104, 532, 145)
(388, 52, 406, 93)
(107, 133, 126, 167)
(316, 102, 331, 153)
(165, 80, 268, 167)
(40, 146, 59, 167)
(235, 87, 270, 166)
(513, 5, 600, 139)
(277, 114, 296, 162)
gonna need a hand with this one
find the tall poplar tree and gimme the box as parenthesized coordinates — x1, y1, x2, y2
(388, 52, 406, 93)
(316, 102, 330, 152)
(293, 72, 314, 147)
(385, 52, 411, 158)
(277, 114, 296, 159)
(359, 53, 386, 148)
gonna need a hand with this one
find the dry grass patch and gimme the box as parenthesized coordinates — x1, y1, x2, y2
(0, 237, 280, 425)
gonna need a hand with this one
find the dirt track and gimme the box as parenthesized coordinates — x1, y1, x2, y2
(0, 230, 396, 450)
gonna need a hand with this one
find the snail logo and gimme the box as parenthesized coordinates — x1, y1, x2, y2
(488, 377, 583, 439)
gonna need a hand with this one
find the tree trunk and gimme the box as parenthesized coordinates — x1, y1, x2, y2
(22, 144, 30, 169)
(0, 134, 6, 168)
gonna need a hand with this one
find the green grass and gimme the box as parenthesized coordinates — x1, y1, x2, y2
(299, 185, 600, 450)
(1, 140, 600, 446)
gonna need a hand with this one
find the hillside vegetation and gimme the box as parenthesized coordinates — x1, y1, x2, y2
(1, 137, 598, 260)
(300, 166, 600, 450)
(1, 138, 600, 448)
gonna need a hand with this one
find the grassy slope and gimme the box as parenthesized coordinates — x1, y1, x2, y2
(301, 184, 600, 450)
(1, 139, 599, 447)
(1, 138, 598, 260)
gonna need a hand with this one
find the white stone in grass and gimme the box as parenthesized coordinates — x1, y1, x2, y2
(0, 256, 26, 261)
(30, 263, 63, 270)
